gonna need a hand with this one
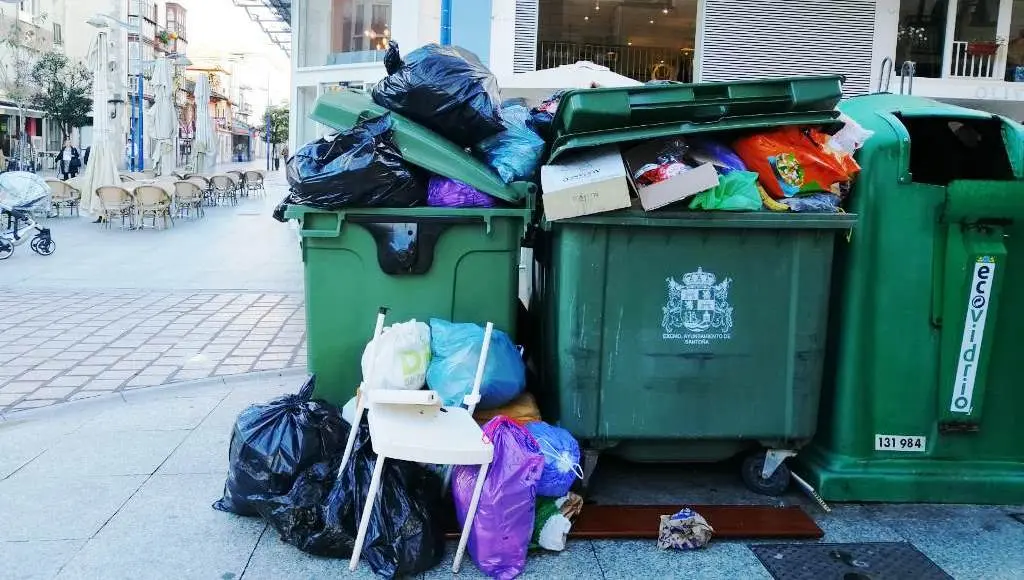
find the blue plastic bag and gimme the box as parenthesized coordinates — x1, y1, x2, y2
(687, 137, 747, 175)
(426, 319, 526, 409)
(474, 105, 545, 184)
(525, 422, 582, 498)
(780, 192, 841, 213)
(427, 176, 496, 208)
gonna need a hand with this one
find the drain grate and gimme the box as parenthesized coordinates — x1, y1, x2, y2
(750, 542, 952, 580)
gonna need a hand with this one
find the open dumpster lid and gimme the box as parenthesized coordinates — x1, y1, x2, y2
(310, 89, 535, 205)
(547, 75, 845, 162)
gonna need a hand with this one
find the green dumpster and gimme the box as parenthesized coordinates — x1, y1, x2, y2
(286, 90, 535, 404)
(798, 93, 1024, 504)
(530, 76, 857, 495)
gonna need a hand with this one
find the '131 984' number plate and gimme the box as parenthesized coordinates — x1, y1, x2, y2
(875, 434, 926, 452)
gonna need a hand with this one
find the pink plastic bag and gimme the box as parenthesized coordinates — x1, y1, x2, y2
(452, 416, 544, 579)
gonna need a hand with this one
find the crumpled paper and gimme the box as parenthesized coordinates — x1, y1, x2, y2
(657, 507, 714, 551)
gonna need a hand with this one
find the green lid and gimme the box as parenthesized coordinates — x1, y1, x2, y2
(310, 89, 534, 205)
(548, 75, 845, 162)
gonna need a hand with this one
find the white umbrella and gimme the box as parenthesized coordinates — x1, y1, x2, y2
(78, 31, 121, 217)
(148, 58, 176, 175)
(192, 74, 217, 173)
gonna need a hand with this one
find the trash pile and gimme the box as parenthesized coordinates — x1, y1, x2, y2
(214, 318, 593, 579)
(275, 42, 872, 221)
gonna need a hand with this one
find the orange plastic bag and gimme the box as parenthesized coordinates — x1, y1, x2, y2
(733, 127, 859, 199)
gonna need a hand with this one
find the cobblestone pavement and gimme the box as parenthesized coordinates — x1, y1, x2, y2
(0, 163, 307, 414)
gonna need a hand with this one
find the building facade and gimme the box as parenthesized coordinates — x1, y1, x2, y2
(288, 0, 1024, 150)
(0, 0, 67, 156)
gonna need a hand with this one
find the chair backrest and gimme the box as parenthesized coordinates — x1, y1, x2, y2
(96, 186, 131, 208)
(187, 175, 210, 188)
(120, 174, 136, 182)
(134, 185, 169, 207)
(174, 180, 202, 200)
(243, 171, 263, 184)
(211, 175, 234, 190)
(45, 179, 69, 201)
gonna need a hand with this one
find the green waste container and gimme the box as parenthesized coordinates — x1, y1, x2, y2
(286, 90, 535, 404)
(798, 93, 1024, 504)
(530, 76, 856, 495)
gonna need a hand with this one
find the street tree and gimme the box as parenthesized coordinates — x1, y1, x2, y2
(31, 51, 93, 141)
(260, 104, 289, 151)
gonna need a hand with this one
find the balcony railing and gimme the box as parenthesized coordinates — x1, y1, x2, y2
(537, 41, 694, 83)
(949, 41, 1000, 79)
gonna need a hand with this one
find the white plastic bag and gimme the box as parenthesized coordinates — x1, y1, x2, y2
(828, 113, 874, 155)
(360, 320, 431, 391)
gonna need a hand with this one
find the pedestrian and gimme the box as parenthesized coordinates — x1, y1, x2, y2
(83, 146, 91, 167)
(58, 139, 80, 180)
(278, 144, 289, 171)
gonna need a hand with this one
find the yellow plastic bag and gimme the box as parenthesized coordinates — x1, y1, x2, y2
(473, 391, 541, 426)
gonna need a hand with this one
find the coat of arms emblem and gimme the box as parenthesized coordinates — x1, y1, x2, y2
(662, 267, 734, 339)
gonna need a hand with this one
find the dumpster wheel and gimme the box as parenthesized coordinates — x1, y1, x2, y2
(741, 451, 792, 496)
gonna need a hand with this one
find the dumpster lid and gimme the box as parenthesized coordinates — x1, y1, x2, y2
(310, 89, 534, 205)
(541, 203, 857, 230)
(547, 75, 845, 162)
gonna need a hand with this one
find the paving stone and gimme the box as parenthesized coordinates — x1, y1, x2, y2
(81, 379, 127, 391)
(24, 386, 77, 400)
(65, 365, 109, 376)
(17, 369, 61, 382)
(46, 375, 91, 388)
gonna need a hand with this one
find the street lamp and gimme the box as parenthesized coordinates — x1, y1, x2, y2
(107, 96, 125, 119)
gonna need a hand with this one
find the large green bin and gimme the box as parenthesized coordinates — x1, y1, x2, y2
(531, 76, 857, 494)
(798, 94, 1024, 504)
(286, 90, 535, 404)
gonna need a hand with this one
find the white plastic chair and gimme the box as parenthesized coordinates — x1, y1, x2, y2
(340, 308, 494, 574)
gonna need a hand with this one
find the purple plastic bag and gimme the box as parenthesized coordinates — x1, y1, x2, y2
(427, 175, 496, 208)
(452, 416, 544, 579)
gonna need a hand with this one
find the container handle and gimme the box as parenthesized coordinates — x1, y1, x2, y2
(299, 212, 346, 238)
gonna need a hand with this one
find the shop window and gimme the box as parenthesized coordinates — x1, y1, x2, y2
(300, 0, 393, 68)
(536, 0, 698, 82)
(1007, 0, 1024, 81)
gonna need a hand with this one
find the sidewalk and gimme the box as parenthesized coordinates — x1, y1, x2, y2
(1, 371, 1022, 579)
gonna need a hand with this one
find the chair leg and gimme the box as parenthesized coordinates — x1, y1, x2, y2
(349, 453, 386, 572)
(337, 399, 365, 477)
(453, 461, 490, 573)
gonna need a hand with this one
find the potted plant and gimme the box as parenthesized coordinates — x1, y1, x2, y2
(966, 36, 1006, 56)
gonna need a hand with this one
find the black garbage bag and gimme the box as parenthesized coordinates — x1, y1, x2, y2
(344, 418, 446, 579)
(213, 376, 348, 517)
(371, 41, 504, 148)
(285, 114, 425, 209)
(272, 195, 288, 222)
(256, 457, 358, 557)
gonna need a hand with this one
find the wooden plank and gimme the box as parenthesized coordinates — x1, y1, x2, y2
(444, 504, 822, 540)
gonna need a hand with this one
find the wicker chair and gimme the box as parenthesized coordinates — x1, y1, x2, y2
(96, 186, 135, 229)
(45, 179, 81, 217)
(173, 181, 205, 219)
(210, 175, 238, 206)
(243, 170, 265, 198)
(134, 185, 174, 229)
(226, 170, 245, 195)
(138, 170, 157, 179)
(186, 176, 215, 206)
(120, 174, 137, 183)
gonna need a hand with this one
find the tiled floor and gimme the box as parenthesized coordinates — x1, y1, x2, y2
(0, 164, 306, 414)
(2, 377, 1022, 580)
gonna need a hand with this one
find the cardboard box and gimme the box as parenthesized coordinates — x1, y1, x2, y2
(622, 141, 720, 211)
(540, 145, 632, 221)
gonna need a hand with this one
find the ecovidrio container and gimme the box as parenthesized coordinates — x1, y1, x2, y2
(285, 90, 535, 405)
(530, 76, 857, 495)
(798, 93, 1024, 504)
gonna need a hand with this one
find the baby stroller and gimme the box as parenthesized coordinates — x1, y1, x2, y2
(0, 171, 55, 260)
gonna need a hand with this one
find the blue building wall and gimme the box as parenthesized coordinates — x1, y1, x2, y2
(450, 0, 492, 66)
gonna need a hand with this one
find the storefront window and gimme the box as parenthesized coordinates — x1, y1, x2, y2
(536, 0, 698, 82)
(300, 0, 393, 68)
(1007, 0, 1024, 81)
(896, 0, 948, 78)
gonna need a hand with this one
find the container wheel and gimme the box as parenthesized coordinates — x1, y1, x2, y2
(741, 452, 791, 496)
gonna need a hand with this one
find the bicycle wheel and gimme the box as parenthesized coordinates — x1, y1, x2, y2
(0, 240, 13, 260)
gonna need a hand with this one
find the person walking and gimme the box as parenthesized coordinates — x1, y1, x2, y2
(58, 139, 80, 180)
(277, 144, 289, 171)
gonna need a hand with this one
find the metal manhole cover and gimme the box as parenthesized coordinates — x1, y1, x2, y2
(750, 542, 951, 580)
